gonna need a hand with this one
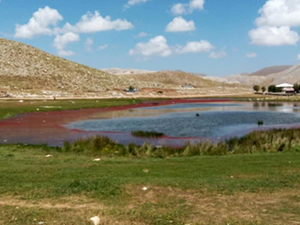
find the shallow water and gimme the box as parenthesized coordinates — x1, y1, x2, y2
(1, 100, 300, 147)
(65, 102, 300, 142)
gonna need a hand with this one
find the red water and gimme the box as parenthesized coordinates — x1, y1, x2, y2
(0, 99, 229, 146)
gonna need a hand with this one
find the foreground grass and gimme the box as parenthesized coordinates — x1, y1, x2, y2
(0, 98, 145, 119)
(0, 144, 299, 224)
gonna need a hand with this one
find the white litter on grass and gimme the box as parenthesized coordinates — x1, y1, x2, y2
(36, 108, 40, 111)
(90, 216, 100, 225)
(93, 158, 101, 161)
(142, 187, 148, 191)
(143, 169, 149, 173)
(45, 154, 53, 158)
(38, 222, 44, 225)
(41, 106, 62, 108)
(19, 100, 23, 103)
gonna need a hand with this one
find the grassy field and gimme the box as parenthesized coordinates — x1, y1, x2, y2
(0, 144, 299, 225)
(0, 98, 145, 119)
(0, 98, 300, 224)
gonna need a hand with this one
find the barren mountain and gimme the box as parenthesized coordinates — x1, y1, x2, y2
(101, 68, 156, 75)
(126, 70, 222, 87)
(0, 38, 143, 97)
(268, 64, 300, 84)
(204, 63, 300, 87)
(203, 74, 270, 87)
(0, 38, 251, 98)
(249, 65, 292, 76)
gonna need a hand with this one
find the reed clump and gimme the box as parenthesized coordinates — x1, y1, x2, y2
(131, 130, 165, 138)
(62, 128, 300, 158)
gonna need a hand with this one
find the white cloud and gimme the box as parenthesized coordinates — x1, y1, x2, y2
(14, 7, 134, 57)
(170, 0, 204, 15)
(249, 26, 299, 46)
(176, 40, 214, 53)
(165, 17, 195, 32)
(297, 54, 300, 60)
(74, 11, 134, 33)
(171, 3, 187, 15)
(14, 9, 133, 37)
(85, 38, 93, 52)
(129, 36, 214, 58)
(129, 35, 172, 57)
(53, 32, 80, 56)
(246, 52, 258, 58)
(98, 44, 108, 50)
(136, 32, 148, 38)
(256, 0, 300, 27)
(249, 0, 300, 46)
(125, 0, 150, 8)
(209, 51, 227, 59)
(15, 6, 63, 38)
(189, 0, 205, 11)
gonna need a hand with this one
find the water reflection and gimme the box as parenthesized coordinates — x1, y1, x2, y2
(65, 101, 300, 143)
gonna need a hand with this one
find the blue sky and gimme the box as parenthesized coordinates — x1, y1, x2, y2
(1, 0, 300, 76)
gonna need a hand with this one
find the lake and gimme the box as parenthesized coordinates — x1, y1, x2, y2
(1, 100, 300, 146)
(64, 101, 300, 145)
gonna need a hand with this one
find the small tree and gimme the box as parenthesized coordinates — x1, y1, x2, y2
(294, 83, 300, 93)
(128, 85, 134, 92)
(253, 85, 260, 92)
(261, 86, 266, 92)
(268, 85, 276, 92)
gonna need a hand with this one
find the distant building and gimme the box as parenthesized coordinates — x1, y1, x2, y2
(276, 83, 295, 94)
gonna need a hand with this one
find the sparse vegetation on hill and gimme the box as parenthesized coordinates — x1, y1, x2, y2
(126, 70, 219, 87)
(0, 38, 147, 97)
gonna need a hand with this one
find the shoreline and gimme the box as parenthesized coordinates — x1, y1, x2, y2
(0, 98, 230, 147)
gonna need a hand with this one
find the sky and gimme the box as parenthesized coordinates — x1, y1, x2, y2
(1, 0, 300, 76)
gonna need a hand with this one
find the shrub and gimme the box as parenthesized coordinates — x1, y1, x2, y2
(62, 135, 123, 156)
(131, 130, 165, 138)
(257, 120, 264, 125)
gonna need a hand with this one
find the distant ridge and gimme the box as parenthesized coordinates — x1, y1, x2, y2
(250, 65, 292, 76)
(125, 70, 222, 87)
(270, 63, 300, 84)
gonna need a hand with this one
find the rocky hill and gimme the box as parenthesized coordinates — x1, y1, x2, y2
(249, 65, 292, 76)
(126, 70, 220, 87)
(0, 38, 144, 97)
(0, 38, 252, 98)
(204, 64, 300, 87)
(268, 64, 300, 84)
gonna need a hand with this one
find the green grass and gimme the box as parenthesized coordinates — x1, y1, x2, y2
(0, 98, 145, 119)
(0, 144, 299, 224)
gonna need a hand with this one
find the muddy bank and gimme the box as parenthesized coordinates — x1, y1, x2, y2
(0, 99, 229, 146)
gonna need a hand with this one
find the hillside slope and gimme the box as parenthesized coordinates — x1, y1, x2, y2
(0, 38, 252, 97)
(250, 65, 292, 76)
(267, 64, 300, 84)
(126, 70, 223, 87)
(0, 38, 138, 95)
